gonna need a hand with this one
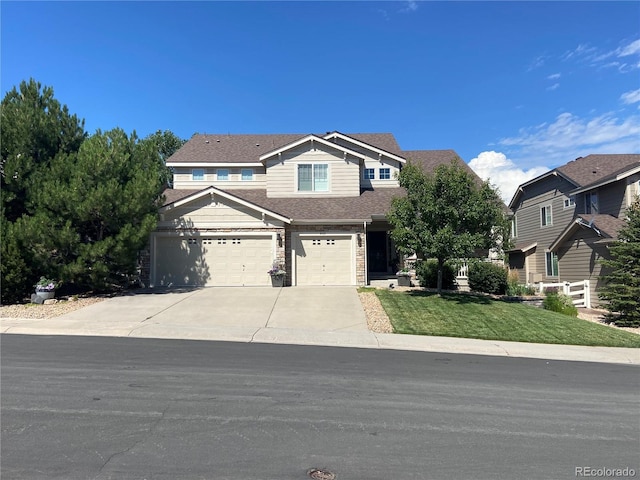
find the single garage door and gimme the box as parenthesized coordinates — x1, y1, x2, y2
(154, 235, 273, 286)
(295, 235, 353, 285)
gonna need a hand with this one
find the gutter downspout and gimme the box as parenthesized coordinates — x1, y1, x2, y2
(363, 221, 368, 286)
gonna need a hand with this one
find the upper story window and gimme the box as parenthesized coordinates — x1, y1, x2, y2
(192, 169, 204, 181)
(541, 205, 552, 226)
(241, 169, 253, 181)
(563, 196, 575, 209)
(585, 192, 598, 214)
(217, 169, 229, 181)
(364, 168, 375, 180)
(511, 216, 517, 238)
(379, 168, 391, 180)
(298, 164, 328, 192)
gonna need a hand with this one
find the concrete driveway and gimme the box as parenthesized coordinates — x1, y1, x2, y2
(2, 287, 369, 344)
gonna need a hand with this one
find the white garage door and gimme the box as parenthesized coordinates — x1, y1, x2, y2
(295, 235, 353, 285)
(154, 235, 273, 286)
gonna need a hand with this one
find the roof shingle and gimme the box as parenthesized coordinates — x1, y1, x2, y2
(556, 154, 640, 188)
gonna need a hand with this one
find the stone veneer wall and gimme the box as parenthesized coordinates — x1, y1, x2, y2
(285, 224, 366, 286)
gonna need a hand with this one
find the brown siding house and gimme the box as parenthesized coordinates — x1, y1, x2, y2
(507, 154, 640, 305)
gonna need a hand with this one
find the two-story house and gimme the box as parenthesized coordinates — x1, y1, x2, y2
(507, 154, 640, 304)
(146, 131, 482, 287)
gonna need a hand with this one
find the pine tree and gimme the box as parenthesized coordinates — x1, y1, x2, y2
(599, 199, 640, 327)
(33, 128, 171, 290)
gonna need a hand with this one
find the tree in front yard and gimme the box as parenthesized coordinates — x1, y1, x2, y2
(599, 198, 640, 327)
(30, 128, 171, 290)
(388, 159, 509, 293)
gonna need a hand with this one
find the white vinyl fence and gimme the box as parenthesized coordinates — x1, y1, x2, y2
(537, 280, 591, 309)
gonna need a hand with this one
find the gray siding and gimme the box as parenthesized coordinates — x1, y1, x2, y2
(556, 229, 612, 307)
(509, 175, 577, 282)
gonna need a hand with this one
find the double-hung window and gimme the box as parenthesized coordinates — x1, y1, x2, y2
(541, 205, 552, 226)
(217, 169, 229, 181)
(379, 168, 391, 180)
(241, 169, 253, 181)
(364, 168, 375, 180)
(585, 192, 598, 214)
(546, 252, 559, 277)
(192, 168, 204, 181)
(298, 164, 328, 192)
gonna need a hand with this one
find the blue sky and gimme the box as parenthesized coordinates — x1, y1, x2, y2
(2, 1, 639, 202)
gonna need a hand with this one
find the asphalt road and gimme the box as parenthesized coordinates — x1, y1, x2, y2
(1, 335, 638, 480)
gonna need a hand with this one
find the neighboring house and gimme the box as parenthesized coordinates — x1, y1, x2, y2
(507, 154, 640, 304)
(146, 131, 482, 287)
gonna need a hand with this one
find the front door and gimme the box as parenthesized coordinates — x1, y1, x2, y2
(367, 231, 388, 274)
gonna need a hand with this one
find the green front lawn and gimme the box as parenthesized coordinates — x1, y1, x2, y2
(376, 290, 640, 348)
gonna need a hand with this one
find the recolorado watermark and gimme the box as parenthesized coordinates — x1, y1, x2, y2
(575, 466, 636, 477)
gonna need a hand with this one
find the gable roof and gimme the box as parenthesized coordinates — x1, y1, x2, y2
(557, 154, 640, 189)
(162, 187, 404, 223)
(509, 154, 640, 209)
(160, 186, 291, 224)
(166, 132, 406, 165)
(323, 131, 406, 163)
(549, 214, 626, 251)
(259, 134, 369, 162)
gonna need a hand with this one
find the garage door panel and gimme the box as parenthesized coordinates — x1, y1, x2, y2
(155, 235, 273, 287)
(295, 236, 353, 286)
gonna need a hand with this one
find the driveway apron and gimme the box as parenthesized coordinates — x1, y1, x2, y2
(33, 287, 368, 335)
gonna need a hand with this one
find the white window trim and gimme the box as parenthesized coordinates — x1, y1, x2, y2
(363, 168, 375, 180)
(217, 168, 229, 181)
(192, 168, 205, 181)
(296, 163, 330, 193)
(241, 168, 253, 181)
(563, 196, 575, 209)
(511, 216, 517, 239)
(379, 167, 391, 180)
(545, 251, 559, 277)
(541, 205, 552, 227)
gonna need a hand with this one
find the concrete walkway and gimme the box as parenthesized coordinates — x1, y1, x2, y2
(2, 287, 639, 365)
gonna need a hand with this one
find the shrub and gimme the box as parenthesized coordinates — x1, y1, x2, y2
(506, 270, 537, 296)
(507, 283, 537, 296)
(416, 260, 456, 290)
(468, 262, 508, 295)
(543, 291, 578, 317)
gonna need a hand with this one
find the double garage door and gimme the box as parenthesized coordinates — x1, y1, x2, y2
(154, 235, 273, 287)
(153, 233, 356, 287)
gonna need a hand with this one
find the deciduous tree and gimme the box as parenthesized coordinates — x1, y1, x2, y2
(388, 159, 509, 293)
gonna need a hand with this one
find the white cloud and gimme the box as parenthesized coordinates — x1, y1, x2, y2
(399, 1, 418, 13)
(498, 111, 640, 167)
(620, 88, 640, 105)
(547, 73, 561, 80)
(527, 55, 546, 71)
(546, 83, 560, 91)
(563, 38, 640, 71)
(468, 151, 549, 204)
(618, 38, 640, 57)
(561, 43, 596, 61)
